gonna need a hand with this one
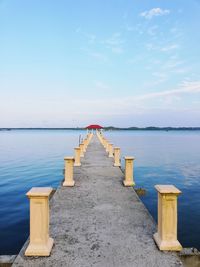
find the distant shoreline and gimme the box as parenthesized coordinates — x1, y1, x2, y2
(1, 127, 200, 131)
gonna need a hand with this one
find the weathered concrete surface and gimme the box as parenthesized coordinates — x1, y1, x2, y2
(0, 255, 16, 267)
(13, 136, 183, 267)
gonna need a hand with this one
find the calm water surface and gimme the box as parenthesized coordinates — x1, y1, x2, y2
(0, 130, 200, 254)
(0, 130, 83, 254)
(105, 130, 200, 251)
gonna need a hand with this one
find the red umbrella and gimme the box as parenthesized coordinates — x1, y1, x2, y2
(86, 124, 103, 129)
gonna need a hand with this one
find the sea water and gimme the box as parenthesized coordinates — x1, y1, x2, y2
(0, 130, 199, 254)
(105, 130, 200, 250)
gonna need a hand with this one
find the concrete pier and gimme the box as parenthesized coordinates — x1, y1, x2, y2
(13, 135, 183, 267)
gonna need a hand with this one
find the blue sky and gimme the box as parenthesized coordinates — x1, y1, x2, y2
(1, 0, 200, 127)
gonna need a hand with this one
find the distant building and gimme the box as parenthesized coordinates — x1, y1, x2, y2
(86, 124, 103, 133)
(86, 124, 103, 130)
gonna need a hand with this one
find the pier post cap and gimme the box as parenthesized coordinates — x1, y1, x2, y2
(114, 147, 120, 149)
(155, 185, 181, 195)
(74, 147, 81, 150)
(26, 187, 53, 197)
(124, 156, 135, 160)
(64, 157, 74, 161)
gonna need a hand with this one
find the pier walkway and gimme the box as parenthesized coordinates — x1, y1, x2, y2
(13, 135, 183, 267)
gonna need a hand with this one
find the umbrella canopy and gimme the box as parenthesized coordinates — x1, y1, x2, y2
(86, 124, 103, 129)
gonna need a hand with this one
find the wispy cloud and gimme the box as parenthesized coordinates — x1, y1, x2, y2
(125, 25, 134, 32)
(89, 51, 108, 62)
(94, 81, 111, 90)
(103, 33, 123, 46)
(146, 43, 180, 54)
(102, 33, 125, 54)
(75, 28, 96, 45)
(174, 67, 189, 74)
(135, 81, 200, 101)
(67, 81, 200, 116)
(140, 8, 170, 19)
(146, 43, 158, 51)
(87, 34, 96, 44)
(161, 44, 179, 52)
(152, 72, 168, 81)
(147, 25, 158, 36)
(163, 59, 184, 69)
(80, 48, 108, 62)
(111, 47, 124, 54)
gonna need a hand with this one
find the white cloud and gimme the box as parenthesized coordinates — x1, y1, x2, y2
(152, 72, 168, 80)
(75, 28, 96, 45)
(147, 25, 158, 36)
(87, 34, 96, 44)
(146, 43, 158, 51)
(125, 25, 134, 32)
(88, 51, 108, 62)
(135, 81, 200, 101)
(94, 81, 111, 91)
(2, 81, 200, 127)
(103, 32, 123, 46)
(161, 44, 179, 52)
(102, 33, 125, 54)
(174, 67, 189, 74)
(163, 60, 184, 69)
(74, 81, 200, 115)
(111, 47, 124, 54)
(81, 47, 109, 62)
(140, 8, 170, 19)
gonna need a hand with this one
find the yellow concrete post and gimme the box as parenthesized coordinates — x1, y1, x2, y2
(123, 157, 135, 186)
(83, 139, 87, 153)
(106, 142, 110, 153)
(100, 137, 104, 146)
(74, 147, 81, 167)
(80, 143, 84, 157)
(86, 137, 89, 145)
(63, 157, 75, 187)
(96, 131, 100, 140)
(104, 139, 108, 148)
(108, 143, 114, 157)
(87, 133, 92, 144)
(114, 147, 121, 167)
(25, 187, 54, 256)
(102, 137, 106, 147)
(153, 185, 182, 251)
(84, 138, 88, 149)
(86, 139, 89, 146)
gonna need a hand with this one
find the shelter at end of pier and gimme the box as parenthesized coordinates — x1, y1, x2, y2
(86, 124, 103, 133)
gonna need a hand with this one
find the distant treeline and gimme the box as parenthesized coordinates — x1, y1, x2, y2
(104, 126, 200, 131)
(0, 127, 200, 131)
